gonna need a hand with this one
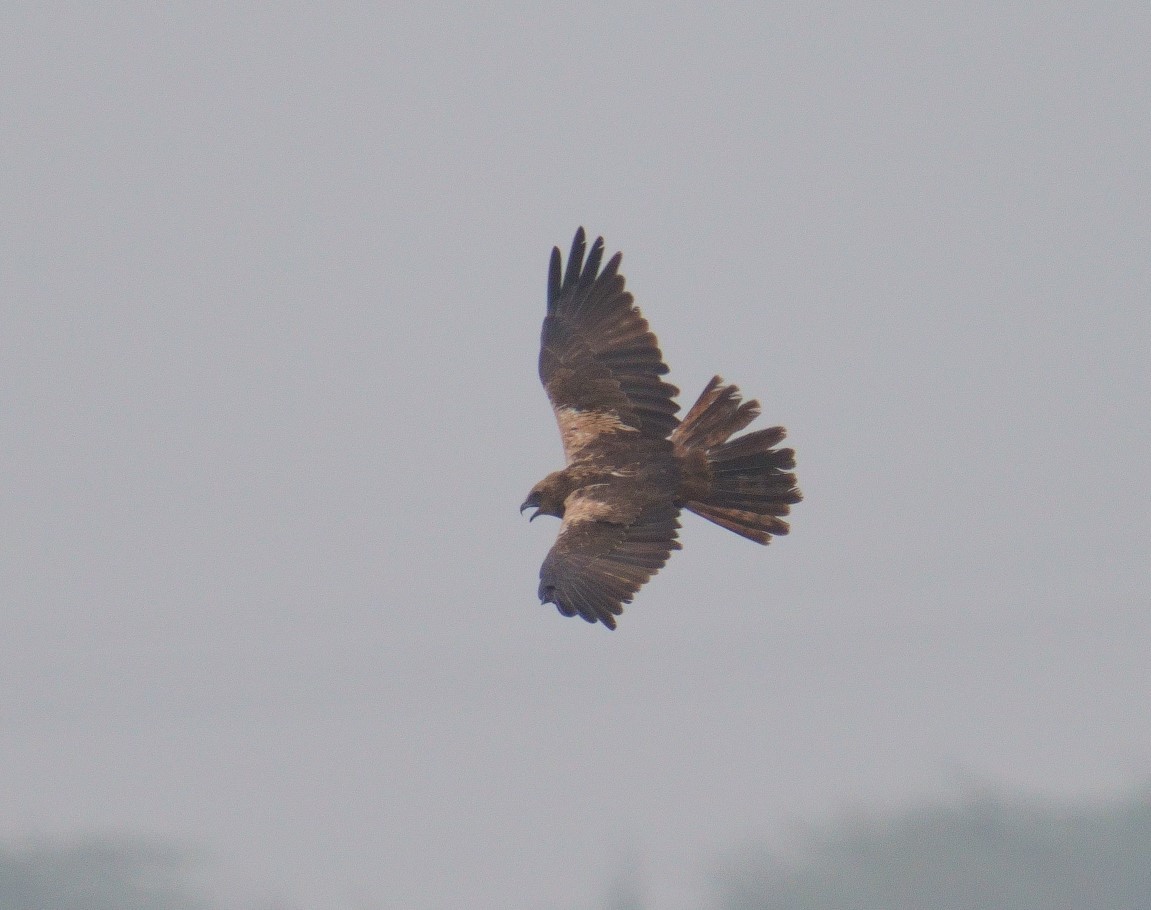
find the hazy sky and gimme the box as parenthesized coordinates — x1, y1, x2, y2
(2, 3, 1148, 909)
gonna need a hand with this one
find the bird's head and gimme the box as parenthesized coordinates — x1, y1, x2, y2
(520, 476, 567, 521)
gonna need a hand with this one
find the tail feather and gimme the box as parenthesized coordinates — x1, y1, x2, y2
(672, 376, 802, 545)
(671, 376, 759, 450)
(685, 504, 792, 545)
(709, 426, 789, 460)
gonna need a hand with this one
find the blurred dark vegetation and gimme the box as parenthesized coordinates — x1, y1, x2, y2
(709, 789, 1151, 910)
(0, 840, 206, 910)
(6, 789, 1148, 909)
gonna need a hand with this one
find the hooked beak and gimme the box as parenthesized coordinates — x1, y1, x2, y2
(520, 500, 540, 521)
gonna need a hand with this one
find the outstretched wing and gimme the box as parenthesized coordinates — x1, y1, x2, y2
(538, 493, 682, 630)
(540, 228, 680, 461)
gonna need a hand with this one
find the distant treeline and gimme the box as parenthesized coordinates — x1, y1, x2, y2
(5, 790, 1149, 909)
(0, 840, 206, 910)
(710, 789, 1151, 910)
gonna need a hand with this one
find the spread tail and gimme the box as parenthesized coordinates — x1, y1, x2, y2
(671, 376, 802, 544)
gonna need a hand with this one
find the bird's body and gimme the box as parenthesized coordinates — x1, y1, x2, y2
(522, 229, 801, 629)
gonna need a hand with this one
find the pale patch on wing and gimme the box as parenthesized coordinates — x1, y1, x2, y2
(560, 485, 630, 525)
(554, 406, 638, 462)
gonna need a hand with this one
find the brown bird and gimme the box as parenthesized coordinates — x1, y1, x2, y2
(521, 229, 802, 629)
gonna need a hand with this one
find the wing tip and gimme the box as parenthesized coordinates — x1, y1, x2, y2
(551, 227, 613, 296)
(538, 585, 619, 630)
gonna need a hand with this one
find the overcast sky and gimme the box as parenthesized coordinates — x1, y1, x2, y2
(2, 3, 1148, 909)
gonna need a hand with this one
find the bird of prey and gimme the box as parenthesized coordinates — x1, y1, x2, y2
(521, 228, 801, 629)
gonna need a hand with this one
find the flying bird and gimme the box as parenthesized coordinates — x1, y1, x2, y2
(521, 228, 802, 629)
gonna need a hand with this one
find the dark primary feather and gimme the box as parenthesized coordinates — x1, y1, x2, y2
(538, 500, 682, 630)
(540, 228, 680, 443)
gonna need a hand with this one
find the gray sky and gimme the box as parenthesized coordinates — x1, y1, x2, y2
(2, 3, 1147, 909)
